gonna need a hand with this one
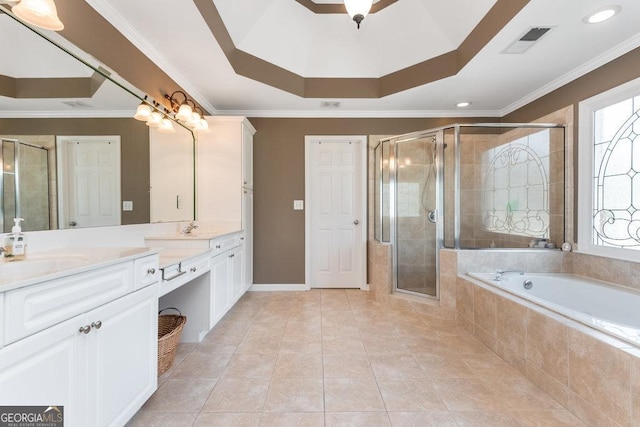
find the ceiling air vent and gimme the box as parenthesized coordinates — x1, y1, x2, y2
(321, 101, 341, 108)
(61, 100, 93, 108)
(502, 26, 553, 54)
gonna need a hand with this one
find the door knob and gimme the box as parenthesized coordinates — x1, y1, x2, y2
(69, 221, 77, 227)
(354, 220, 359, 225)
(91, 320, 102, 330)
(79, 325, 91, 334)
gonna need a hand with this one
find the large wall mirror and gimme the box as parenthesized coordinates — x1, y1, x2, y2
(0, 7, 195, 233)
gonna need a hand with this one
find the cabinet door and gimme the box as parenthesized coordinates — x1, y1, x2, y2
(210, 252, 230, 325)
(242, 123, 253, 187)
(88, 284, 158, 427)
(230, 246, 244, 305)
(0, 315, 87, 427)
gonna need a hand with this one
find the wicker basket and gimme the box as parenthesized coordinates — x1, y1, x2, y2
(157, 308, 187, 376)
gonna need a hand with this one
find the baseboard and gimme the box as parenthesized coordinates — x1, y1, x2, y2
(249, 284, 311, 292)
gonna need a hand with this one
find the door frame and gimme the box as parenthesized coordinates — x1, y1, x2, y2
(56, 135, 121, 229)
(304, 135, 368, 290)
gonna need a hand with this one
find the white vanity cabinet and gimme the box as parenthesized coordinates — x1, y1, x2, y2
(198, 116, 255, 292)
(209, 233, 245, 326)
(0, 253, 160, 427)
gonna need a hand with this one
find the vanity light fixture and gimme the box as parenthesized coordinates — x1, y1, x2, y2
(164, 90, 208, 131)
(344, 0, 373, 29)
(157, 117, 176, 134)
(584, 5, 621, 24)
(133, 96, 153, 121)
(11, 0, 64, 31)
(456, 101, 471, 108)
(146, 111, 163, 128)
(192, 107, 210, 133)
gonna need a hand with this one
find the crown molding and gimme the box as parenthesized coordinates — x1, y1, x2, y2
(84, 0, 218, 115)
(501, 32, 640, 116)
(215, 109, 502, 118)
(0, 110, 137, 118)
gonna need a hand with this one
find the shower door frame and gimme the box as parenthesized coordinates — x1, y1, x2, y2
(390, 130, 445, 300)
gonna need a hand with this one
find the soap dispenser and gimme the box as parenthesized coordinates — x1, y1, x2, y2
(4, 218, 26, 261)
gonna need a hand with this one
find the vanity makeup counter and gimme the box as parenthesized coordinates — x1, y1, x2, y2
(146, 228, 247, 342)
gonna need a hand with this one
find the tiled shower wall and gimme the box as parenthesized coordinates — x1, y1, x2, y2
(443, 107, 574, 249)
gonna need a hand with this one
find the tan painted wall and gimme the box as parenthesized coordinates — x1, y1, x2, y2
(0, 118, 150, 225)
(248, 117, 493, 285)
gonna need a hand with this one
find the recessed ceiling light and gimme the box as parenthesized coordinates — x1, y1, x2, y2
(456, 102, 470, 108)
(584, 6, 621, 24)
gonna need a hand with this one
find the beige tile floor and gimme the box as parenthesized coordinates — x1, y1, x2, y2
(128, 289, 585, 426)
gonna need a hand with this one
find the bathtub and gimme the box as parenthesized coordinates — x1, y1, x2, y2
(468, 272, 640, 347)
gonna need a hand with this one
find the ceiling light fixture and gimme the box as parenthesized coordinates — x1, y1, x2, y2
(344, 0, 373, 29)
(584, 5, 621, 24)
(11, 0, 64, 31)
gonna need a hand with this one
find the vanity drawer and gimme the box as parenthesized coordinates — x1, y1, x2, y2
(134, 254, 160, 290)
(4, 262, 134, 344)
(210, 233, 243, 254)
(159, 254, 210, 297)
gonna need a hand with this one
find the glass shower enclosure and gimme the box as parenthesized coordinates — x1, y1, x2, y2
(1, 139, 51, 232)
(375, 123, 565, 299)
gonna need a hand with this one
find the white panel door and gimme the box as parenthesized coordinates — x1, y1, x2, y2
(307, 137, 366, 288)
(57, 136, 121, 229)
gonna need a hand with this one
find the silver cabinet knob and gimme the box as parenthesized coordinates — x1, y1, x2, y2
(190, 267, 197, 272)
(91, 320, 102, 330)
(354, 220, 359, 225)
(79, 325, 91, 334)
(147, 268, 156, 275)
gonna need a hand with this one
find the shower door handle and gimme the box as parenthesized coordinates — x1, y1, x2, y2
(353, 220, 359, 225)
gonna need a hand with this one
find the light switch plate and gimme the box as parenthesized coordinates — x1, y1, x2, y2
(123, 201, 133, 211)
(293, 200, 304, 210)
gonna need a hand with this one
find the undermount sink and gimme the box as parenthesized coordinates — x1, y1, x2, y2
(0, 258, 87, 282)
(0, 247, 153, 286)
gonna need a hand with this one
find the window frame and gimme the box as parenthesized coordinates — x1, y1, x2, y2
(578, 76, 640, 262)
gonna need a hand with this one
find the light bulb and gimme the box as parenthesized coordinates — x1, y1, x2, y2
(195, 118, 210, 133)
(133, 103, 152, 121)
(175, 103, 193, 122)
(158, 118, 175, 134)
(13, 0, 64, 31)
(146, 111, 162, 128)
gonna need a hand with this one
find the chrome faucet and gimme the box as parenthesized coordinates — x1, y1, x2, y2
(180, 221, 198, 235)
(493, 269, 525, 281)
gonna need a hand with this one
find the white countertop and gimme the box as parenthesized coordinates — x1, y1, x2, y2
(0, 247, 157, 292)
(145, 226, 242, 242)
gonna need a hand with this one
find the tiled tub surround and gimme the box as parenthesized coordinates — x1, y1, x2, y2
(443, 249, 640, 426)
